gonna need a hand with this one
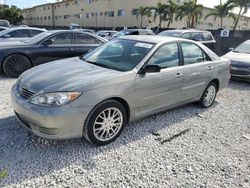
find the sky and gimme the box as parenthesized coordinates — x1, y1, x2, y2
(1, 0, 250, 16)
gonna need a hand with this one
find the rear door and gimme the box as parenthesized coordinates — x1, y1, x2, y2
(135, 42, 184, 117)
(180, 42, 215, 101)
(33, 32, 74, 65)
(73, 32, 103, 56)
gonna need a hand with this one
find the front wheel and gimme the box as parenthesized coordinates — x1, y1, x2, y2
(3, 54, 32, 78)
(199, 82, 217, 108)
(83, 100, 127, 145)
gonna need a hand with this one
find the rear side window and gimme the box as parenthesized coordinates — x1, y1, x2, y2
(181, 42, 211, 65)
(75, 33, 102, 44)
(8, 29, 30, 38)
(180, 33, 191, 39)
(190, 32, 203, 41)
(31, 30, 44, 37)
(202, 32, 214, 41)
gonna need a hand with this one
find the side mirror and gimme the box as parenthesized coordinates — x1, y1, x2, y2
(42, 39, 54, 46)
(140, 64, 161, 74)
(3, 34, 10, 38)
(229, 47, 234, 51)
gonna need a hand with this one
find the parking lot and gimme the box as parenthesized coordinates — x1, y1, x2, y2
(0, 73, 249, 187)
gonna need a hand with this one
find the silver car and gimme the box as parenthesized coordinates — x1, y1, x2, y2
(222, 40, 250, 82)
(12, 36, 230, 145)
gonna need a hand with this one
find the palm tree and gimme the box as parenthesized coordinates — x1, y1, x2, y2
(176, 0, 203, 28)
(148, 2, 170, 33)
(228, 0, 250, 30)
(166, 1, 179, 28)
(131, 6, 151, 28)
(205, 2, 235, 28)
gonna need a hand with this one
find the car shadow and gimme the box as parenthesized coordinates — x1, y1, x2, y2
(228, 80, 250, 91)
(0, 101, 219, 186)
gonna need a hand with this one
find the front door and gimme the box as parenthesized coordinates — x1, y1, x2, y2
(135, 43, 183, 118)
(33, 32, 74, 65)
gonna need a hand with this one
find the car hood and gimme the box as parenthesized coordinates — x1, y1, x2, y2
(222, 51, 250, 63)
(19, 57, 123, 94)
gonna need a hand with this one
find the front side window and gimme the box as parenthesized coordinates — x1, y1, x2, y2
(8, 29, 30, 38)
(75, 33, 102, 44)
(83, 39, 154, 71)
(147, 43, 179, 68)
(48, 33, 73, 45)
(181, 42, 211, 65)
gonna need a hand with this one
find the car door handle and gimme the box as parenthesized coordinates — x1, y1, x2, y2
(68, 48, 74, 52)
(175, 73, 183, 78)
(207, 66, 213, 70)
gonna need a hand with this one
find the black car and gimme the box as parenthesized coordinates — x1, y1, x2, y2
(111, 29, 155, 40)
(0, 30, 106, 78)
(158, 29, 216, 51)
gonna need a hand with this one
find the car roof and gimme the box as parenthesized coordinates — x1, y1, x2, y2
(162, 29, 210, 34)
(120, 35, 188, 44)
(6, 27, 46, 31)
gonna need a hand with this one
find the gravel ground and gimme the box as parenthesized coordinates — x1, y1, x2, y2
(0, 73, 249, 188)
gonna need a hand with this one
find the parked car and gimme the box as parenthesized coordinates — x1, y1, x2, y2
(158, 29, 216, 51)
(0, 26, 8, 32)
(96, 30, 118, 40)
(0, 27, 46, 42)
(0, 30, 106, 77)
(0, 19, 11, 27)
(12, 36, 230, 145)
(69, 23, 81, 30)
(222, 40, 250, 82)
(111, 29, 155, 40)
(74, 29, 95, 34)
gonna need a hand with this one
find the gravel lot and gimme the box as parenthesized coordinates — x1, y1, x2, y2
(0, 73, 249, 188)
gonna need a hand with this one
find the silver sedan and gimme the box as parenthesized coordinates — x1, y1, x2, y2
(12, 36, 230, 145)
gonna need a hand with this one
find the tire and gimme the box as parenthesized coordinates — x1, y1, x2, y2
(199, 82, 217, 108)
(83, 100, 127, 145)
(2, 54, 32, 78)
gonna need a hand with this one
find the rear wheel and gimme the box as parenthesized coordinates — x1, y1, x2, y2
(199, 82, 217, 108)
(83, 100, 127, 145)
(3, 54, 31, 78)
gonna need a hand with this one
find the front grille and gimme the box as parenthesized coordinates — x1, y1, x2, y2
(230, 69, 250, 76)
(19, 87, 36, 99)
(231, 61, 250, 68)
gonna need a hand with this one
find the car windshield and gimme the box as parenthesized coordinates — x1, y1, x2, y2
(233, 41, 250, 54)
(83, 39, 154, 71)
(158, 31, 182, 37)
(22, 31, 51, 44)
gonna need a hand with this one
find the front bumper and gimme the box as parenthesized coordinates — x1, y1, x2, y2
(230, 67, 250, 82)
(11, 84, 92, 140)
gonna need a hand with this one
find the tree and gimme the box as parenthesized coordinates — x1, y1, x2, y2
(131, 6, 151, 28)
(228, 0, 250, 30)
(0, 5, 23, 25)
(205, 2, 235, 28)
(148, 2, 171, 33)
(176, 0, 203, 28)
(166, 1, 179, 28)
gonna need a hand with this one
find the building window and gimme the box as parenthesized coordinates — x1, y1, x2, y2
(118, 9, 126, 17)
(86, 13, 90, 18)
(100, 12, 103, 16)
(107, 11, 114, 17)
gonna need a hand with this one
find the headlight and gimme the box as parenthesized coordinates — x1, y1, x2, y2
(30, 92, 81, 107)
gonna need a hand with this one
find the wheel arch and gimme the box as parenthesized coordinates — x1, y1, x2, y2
(1, 53, 34, 71)
(209, 78, 220, 91)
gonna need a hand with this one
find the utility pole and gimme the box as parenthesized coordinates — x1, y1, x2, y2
(81, 9, 84, 28)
